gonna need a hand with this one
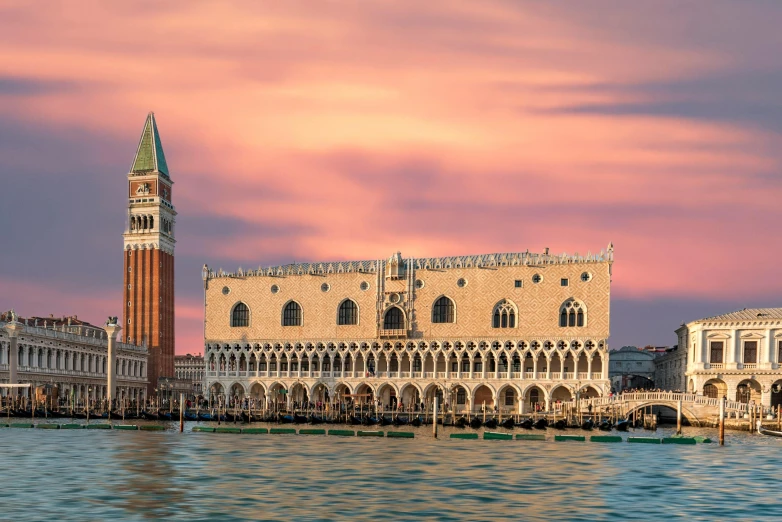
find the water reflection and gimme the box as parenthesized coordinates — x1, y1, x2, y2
(1, 424, 781, 521)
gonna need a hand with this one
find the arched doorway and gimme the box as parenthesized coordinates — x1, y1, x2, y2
(289, 382, 308, 408)
(551, 385, 573, 405)
(209, 382, 225, 406)
(525, 385, 545, 412)
(473, 384, 494, 411)
(703, 378, 727, 399)
(249, 383, 266, 405)
(736, 379, 761, 404)
(578, 385, 601, 399)
(451, 385, 468, 412)
(772, 380, 782, 408)
(311, 383, 330, 408)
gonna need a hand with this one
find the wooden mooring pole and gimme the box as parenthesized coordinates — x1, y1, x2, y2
(719, 397, 725, 446)
(179, 393, 185, 433)
(433, 397, 439, 439)
(676, 399, 682, 435)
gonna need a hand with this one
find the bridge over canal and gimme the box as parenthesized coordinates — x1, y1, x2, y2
(580, 392, 751, 426)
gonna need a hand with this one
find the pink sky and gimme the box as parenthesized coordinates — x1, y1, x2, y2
(1, 1, 781, 351)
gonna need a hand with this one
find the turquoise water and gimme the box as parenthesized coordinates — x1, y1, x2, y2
(1, 423, 780, 521)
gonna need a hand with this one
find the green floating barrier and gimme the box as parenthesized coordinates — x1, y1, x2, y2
(662, 437, 696, 445)
(484, 432, 513, 440)
(450, 433, 479, 439)
(36, 424, 61, 430)
(192, 426, 215, 433)
(86, 424, 112, 430)
(387, 431, 414, 438)
(241, 428, 268, 434)
(114, 425, 139, 431)
(328, 429, 355, 437)
(10, 423, 34, 429)
(299, 428, 326, 435)
(555, 435, 586, 442)
(61, 424, 84, 430)
(0, 424, 7, 428)
(215, 427, 242, 434)
(591, 435, 622, 443)
(140, 425, 166, 431)
(628, 437, 661, 444)
(516, 434, 546, 441)
(270, 427, 296, 434)
(694, 436, 712, 444)
(357, 430, 384, 437)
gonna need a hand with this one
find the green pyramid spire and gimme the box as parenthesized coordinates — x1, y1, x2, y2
(130, 112, 169, 177)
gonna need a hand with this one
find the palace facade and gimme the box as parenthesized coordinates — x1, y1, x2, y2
(681, 308, 782, 407)
(0, 314, 148, 402)
(204, 245, 613, 412)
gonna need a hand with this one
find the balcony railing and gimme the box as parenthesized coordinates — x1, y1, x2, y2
(709, 363, 724, 370)
(741, 363, 757, 370)
(379, 329, 407, 339)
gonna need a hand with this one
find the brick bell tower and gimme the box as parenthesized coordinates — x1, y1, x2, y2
(123, 112, 176, 397)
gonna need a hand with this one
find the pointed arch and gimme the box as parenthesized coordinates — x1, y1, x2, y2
(492, 299, 518, 329)
(559, 298, 587, 328)
(383, 306, 405, 330)
(432, 295, 456, 324)
(337, 298, 359, 325)
(282, 300, 302, 326)
(230, 302, 250, 327)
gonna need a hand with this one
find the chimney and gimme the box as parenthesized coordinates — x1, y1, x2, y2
(544, 247, 549, 255)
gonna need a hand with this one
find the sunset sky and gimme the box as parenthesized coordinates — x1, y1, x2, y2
(1, 1, 781, 353)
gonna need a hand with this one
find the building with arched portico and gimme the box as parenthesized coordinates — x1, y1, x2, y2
(203, 246, 614, 413)
(681, 308, 782, 408)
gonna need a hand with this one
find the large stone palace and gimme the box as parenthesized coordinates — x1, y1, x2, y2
(680, 308, 782, 408)
(0, 313, 148, 403)
(203, 245, 614, 412)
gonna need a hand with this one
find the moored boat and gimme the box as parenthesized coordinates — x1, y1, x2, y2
(757, 422, 782, 437)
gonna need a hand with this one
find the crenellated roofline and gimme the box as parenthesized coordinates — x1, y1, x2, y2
(205, 244, 614, 281)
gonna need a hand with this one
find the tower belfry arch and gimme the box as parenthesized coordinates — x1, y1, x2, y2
(122, 112, 176, 396)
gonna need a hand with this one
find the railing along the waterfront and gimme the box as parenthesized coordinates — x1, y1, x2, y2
(581, 392, 751, 414)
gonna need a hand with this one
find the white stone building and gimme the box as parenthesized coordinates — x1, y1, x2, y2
(653, 346, 686, 391)
(681, 308, 782, 408)
(0, 313, 148, 403)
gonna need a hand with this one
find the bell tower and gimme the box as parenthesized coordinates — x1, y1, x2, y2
(122, 112, 176, 397)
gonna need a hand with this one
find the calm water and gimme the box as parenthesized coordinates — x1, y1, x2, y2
(1, 422, 780, 521)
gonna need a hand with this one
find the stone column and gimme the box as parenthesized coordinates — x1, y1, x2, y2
(4, 321, 23, 387)
(105, 322, 122, 406)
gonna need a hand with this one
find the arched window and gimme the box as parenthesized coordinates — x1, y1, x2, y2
(283, 301, 302, 326)
(149, 216, 154, 230)
(338, 299, 358, 325)
(383, 307, 404, 330)
(231, 302, 249, 327)
(432, 296, 455, 324)
(704, 383, 718, 398)
(559, 299, 586, 328)
(492, 300, 516, 328)
(142, 216, 148, 229)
